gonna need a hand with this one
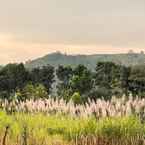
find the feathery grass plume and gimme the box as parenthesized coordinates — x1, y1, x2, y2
(1, 95, 145, 119)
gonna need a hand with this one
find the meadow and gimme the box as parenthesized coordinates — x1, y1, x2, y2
(0, 96, 145, 145)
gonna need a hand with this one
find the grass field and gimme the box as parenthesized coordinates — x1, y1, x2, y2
(0, 111, 144, 145)
(0, 97, 145, 145)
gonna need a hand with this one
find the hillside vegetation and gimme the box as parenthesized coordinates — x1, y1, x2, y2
(0, 96, 145, 145)
(25, 51, 145, 69)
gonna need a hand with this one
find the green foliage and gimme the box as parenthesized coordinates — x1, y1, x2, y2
(59, 89, 72, 101)
(0, 63, 54, 100)
(56, 65, 73, 98)
(96, 116, 143, 139)
(2, 61, 145, 101)
(95, 62, 120, 88)
(89, 86, 112, 100)
(93, 62, 131, 99)
(30, 65, 55, 94)
(70, 65, 93, 96)
(0, 111, 143, 144)
(17, 83, 48, 101)
(56, 65, 73, 82)
(129, 65, 145, 97)
(71, 92, 82, 104)
(57, 65, 93, 101)
(25, 52, 145, 70)
(0, 63, 28, 97)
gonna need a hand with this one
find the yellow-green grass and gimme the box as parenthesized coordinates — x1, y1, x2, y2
(0, 110, 144, 145)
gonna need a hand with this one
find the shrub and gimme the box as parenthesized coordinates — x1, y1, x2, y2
(18, 83, 48, 101)
(71, 92, 82, 104)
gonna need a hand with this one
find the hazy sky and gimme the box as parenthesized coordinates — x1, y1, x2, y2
(0, 0, 145, 64)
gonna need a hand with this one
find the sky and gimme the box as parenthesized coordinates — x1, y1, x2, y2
(0, 0, 145, 64)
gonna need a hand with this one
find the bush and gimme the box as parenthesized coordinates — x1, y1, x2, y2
(16, 83, 48, 101)
(71, 92, 82, 104)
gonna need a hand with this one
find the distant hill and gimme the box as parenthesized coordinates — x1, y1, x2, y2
(25, 52, 145, 69)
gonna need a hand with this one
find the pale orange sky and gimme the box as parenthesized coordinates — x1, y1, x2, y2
(0, 33, 144, 64)
(0, 0, 145, 64)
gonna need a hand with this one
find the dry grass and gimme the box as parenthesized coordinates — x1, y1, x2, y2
(73, 135, 145, 145)
(0, 135, 144, 145)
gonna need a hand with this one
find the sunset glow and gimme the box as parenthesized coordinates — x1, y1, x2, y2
(0, 35, 144, 64)
(0, 0, 144, 64)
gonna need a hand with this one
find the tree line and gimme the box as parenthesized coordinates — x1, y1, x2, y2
(0, 62, 145, 102)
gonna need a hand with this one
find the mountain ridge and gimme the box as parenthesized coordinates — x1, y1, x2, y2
(25, 51, 145, 69)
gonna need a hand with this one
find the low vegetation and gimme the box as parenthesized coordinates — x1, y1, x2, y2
(1, 96, 145, 119)
(0, 110, 144, 145)
(0, 96, 145, 145)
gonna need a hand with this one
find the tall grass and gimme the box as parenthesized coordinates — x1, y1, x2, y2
(0, 95, 145, 144)
(1, 95, 145, 119)
(0, 110, 144, 145)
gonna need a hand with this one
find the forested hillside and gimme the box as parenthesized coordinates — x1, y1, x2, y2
(25, 51, 145, 69)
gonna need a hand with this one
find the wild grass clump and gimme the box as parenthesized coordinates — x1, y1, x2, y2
(96, 116, 143, 139)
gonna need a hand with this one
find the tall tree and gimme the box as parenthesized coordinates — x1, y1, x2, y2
(70, 65, 93, 96)
(56, 65, 73, 97)
(30, 65, 55, 94)
(119, 66, 130, 95)
(128, 65, 145, 97)
(0, 63, 29, 99)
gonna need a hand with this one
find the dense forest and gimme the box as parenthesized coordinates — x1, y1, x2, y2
(0, 62, 145, 103)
